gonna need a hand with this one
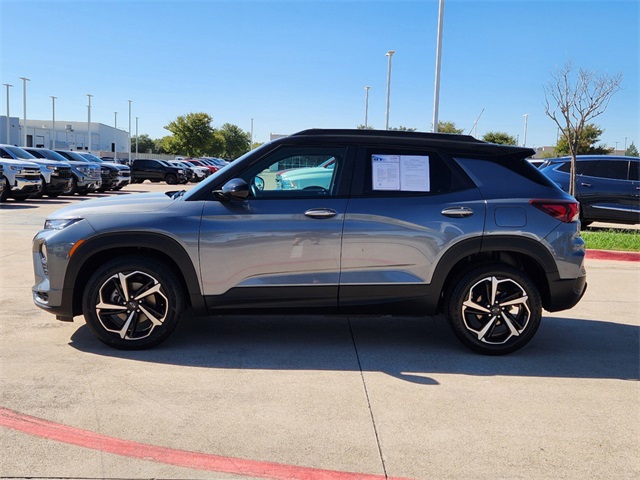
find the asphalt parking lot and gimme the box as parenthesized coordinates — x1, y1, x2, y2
(1, 184, 638, 480)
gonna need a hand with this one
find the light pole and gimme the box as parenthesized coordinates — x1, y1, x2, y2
(522, 113, 529, 147)
(615, 141, 619, 153)
(20, 77, 30, 146)
(135, 116, 139, 159)
(385, 51, 395, 130)
(250, 117, 254, 151)
(3, 83, 11, 144)
(114, 112, 118, 162)
(86, 94, 93, 152)
(50, 96, 57, 148)
(128, 100, 132, 164)
(364, 86, 371, 128)
(432, 0, 445, 132)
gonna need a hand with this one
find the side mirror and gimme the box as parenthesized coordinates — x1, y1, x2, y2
(216, 178, 250, 200)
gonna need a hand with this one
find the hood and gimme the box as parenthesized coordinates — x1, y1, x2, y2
(48, 192, 177, 219)
(101, 161, 130, 171)
(0, 158, 40, 168)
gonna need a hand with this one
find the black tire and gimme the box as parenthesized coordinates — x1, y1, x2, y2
(67, 176, 79, 195)
(0, 177, 10, 202)
(446, 265, 542, 355)
(165, 173, 178, 185)
(82, 256, 185, 349)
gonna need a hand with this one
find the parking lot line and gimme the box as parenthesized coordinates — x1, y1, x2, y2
(0, 406, 414, 480)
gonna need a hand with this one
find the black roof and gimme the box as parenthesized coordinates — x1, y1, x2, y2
(288, 129, 535, 161)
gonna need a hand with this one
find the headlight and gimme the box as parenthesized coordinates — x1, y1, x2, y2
(77, 166, 89, 174)
(9, 165, 22, 172)
(44, 218, 83, 230)
(46, 165, 56, 171)
(178, 169, 184, 174)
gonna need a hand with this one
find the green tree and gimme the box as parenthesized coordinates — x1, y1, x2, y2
(437, 121, 464, 134)
(131, 134, 155, 153)
(357, 124, 374, 130)
(626, 142, 638, 157)
(389, 126, 417, 131)
(544, 60, 622, 195)
(555, 124, 609, 155)
(163, 112, 218, 157)
(219, 123, 251, 160)
(482, 131, 518, 145)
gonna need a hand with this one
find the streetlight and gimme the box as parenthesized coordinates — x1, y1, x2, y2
(128, 100, 132, 164)
(87, 94, 93, 152)
(385, 51, 395, 130)
(50, 96, 57, 149)
(20, 77, 30, 146)
(135, 116, 139, 159)
(3, 83, 12, 144)
(114, 112, 118, 162)
(250, 117, 254, 151)
(432, 0, 445, 133)
(522, 113, 529, 147)
(364, 86, 371, 128)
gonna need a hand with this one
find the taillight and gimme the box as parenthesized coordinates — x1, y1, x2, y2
(530, 200, 580, 223)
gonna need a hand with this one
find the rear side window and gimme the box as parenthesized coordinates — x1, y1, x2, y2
(355, 147, 472, 197)
(629, 161, 640, 181)
(590, 160, 629, 180)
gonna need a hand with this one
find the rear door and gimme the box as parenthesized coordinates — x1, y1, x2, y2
(339, 146, 485, 313)
(577, 159, 635, 223)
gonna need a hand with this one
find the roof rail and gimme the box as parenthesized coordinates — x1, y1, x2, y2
(292, 128, 484, 144)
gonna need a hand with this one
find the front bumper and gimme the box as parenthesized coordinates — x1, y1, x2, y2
(13, 176, 42, 195)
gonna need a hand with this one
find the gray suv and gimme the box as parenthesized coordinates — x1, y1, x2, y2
(32, 130, 587, 354)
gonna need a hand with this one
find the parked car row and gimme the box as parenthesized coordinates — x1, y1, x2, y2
(0, 145, 131, 202)
(128, 157, 230, 184)
(538, 155, 640, 226)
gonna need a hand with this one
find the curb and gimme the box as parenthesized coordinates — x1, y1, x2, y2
(586, 249, 640, 262)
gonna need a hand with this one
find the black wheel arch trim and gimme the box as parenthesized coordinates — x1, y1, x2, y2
(63, 232, 205, 317)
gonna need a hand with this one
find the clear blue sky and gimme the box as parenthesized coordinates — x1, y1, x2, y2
(1, 0, 638, 149)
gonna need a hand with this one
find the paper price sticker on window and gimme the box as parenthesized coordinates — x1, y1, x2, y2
(372, 154, 430, 192)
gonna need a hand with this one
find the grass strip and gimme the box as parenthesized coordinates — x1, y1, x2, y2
(581, 228, 640, 252)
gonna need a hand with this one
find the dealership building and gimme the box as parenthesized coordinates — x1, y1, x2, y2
(0, 116, 129, 155)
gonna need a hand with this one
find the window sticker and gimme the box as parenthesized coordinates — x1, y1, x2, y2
(372, 154, 430, 191)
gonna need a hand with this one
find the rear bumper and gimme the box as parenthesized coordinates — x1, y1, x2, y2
(545, 274, 587, 312)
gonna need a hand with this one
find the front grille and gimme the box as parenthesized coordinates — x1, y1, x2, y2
(121, 171, 131, 178)
(100, 167, 110, 180)
(23, 174, 41, 181)
(54, 167, 72, 178)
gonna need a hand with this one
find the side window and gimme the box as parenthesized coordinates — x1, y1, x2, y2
(0, 148, 12, 159)
(241, 146, 346, 198)
(360, 148, 466, 196)
(591, 160, 629, 180)
(629, 161, 639, 181)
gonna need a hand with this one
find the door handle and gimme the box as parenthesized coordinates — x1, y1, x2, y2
(441, 206, 474, 218)
(304, 208, 337, 219)
(580, 183, 592, 187)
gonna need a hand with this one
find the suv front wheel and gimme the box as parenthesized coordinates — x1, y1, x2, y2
(82, 256, 185, 349)
(446, 265, 542, 355)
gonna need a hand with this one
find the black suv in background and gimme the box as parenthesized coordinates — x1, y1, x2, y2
(539, 155, 640, 226)
(131, 159, 188, 184)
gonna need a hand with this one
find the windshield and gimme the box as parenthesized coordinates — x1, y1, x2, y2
(26, 149, 69, 162)
(81, 153, 104, 163)
(6, 145, 36, 159)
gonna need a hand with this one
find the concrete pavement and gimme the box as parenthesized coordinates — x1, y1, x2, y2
(1, 184, 638, 479)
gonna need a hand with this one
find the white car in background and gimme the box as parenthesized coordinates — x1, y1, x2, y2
(168, 160, 211, 182)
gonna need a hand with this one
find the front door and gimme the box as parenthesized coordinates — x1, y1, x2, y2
(199, 146, 353, 311)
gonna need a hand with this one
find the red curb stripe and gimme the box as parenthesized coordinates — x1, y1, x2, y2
(0, 406, 412, 480)
(586, 249, 640, 262)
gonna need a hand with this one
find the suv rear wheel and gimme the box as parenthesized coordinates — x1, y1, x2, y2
(446, 265, 542, 355)
(82, 256, 184, 349)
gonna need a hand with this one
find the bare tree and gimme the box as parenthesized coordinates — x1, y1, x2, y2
(544, 61, 622, 196)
